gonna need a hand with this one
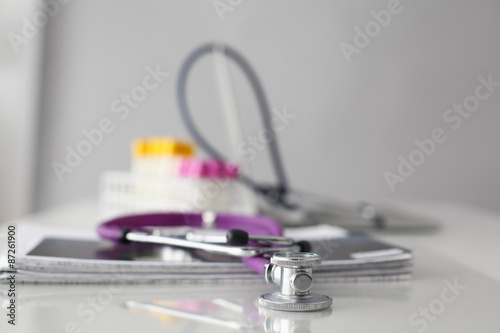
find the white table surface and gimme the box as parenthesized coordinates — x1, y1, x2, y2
(1, 199, 499, 332)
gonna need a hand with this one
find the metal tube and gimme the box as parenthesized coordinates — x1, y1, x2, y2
(126, 231, 297, 258)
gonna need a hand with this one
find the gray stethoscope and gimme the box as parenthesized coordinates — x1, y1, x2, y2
(177, 43, 388, 230)
(177, 43, 437, 231)
(172, 43, 431, 311)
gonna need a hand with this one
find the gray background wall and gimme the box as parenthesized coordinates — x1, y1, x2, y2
(34, 0, 500, 213)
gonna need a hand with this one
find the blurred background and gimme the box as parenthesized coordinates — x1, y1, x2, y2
(1, 0, 499, 223)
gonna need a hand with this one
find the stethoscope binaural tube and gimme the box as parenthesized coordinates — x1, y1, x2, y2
(97, 212, 301, 273)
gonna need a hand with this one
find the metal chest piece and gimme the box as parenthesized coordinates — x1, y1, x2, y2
(259, 252, 332, 312)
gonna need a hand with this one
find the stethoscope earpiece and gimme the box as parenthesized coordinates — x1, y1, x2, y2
(226, 229, 249, 246)
(226, 229, 311, 253)
(296, 240, 311, 253)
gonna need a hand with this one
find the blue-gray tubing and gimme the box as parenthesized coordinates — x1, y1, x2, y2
(176, 43, 289, 201)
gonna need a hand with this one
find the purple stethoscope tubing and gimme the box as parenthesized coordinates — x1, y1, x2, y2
(97, 213, 282, 275)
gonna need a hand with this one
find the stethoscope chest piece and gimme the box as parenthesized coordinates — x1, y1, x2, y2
(259, 252, 332, 312)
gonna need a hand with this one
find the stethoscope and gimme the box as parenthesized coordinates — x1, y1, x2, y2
(97, 212, 332, 311)
(176, 43, 387, 229)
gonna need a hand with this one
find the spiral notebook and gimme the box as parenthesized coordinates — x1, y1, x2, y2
(0, 224, 412, 284)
